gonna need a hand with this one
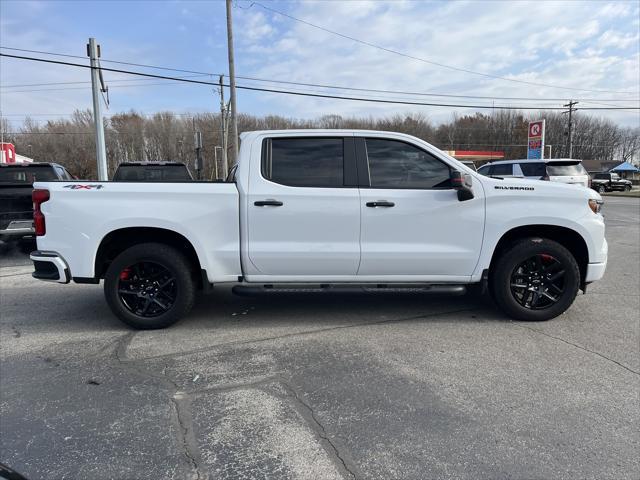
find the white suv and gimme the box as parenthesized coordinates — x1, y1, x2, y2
(477, 159, 589, 187)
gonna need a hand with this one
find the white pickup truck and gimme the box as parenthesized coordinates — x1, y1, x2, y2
(30, 130, 607, 329)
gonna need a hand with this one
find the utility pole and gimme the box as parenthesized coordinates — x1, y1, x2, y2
(563, 100, 578, 158)
(218, 75, 229, 178)
(225, 0, 239, 164)
(194, 131, 203, 180)
(87, 38, 108, 181)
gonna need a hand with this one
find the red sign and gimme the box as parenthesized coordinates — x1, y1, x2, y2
(529, 121, 543, 138)
(527, 120, 545, 159)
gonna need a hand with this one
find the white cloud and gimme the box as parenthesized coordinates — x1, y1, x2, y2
(234, 0, 639, 126)
(599, 30, 640, 49)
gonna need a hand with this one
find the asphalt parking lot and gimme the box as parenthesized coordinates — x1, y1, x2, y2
(1, 197, 638, 480)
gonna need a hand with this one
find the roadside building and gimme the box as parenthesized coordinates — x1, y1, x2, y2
(0, 143, 34, 164)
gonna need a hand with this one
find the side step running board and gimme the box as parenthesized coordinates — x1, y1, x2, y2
(232, 284, 467, 297)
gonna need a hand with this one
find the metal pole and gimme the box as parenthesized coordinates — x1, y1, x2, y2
(194, 131, 203, 180)
(225, 0, 239, 164)
(219, 75, 229, 178)
(213, 147, 219, 180)
(88, 38, 108, 181)
(563, 100, 578, 158)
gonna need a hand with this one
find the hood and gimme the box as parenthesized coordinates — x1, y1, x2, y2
(476, 174, 602, 201)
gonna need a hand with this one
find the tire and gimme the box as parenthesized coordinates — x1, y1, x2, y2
(490, 238, 580, 321)
(625, 185, 632, 192)
(104, 243, 196, 329)
(597, 185, 606, 194)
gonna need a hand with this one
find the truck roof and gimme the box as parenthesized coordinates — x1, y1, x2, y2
(116, 162, 188, 166)
(0, 162, 65, 168)
(480, 158, 584, 166)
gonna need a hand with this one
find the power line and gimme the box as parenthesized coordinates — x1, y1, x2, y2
(0, 73, 212, 89)
(2, 46, 638, 103)
(1, 53, 639, 111)
(244, 1, 639, 96)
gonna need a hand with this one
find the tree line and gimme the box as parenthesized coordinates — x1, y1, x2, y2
(2, 109, 638, 179)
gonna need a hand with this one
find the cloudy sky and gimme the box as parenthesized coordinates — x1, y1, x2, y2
(1, 0, 639, 128)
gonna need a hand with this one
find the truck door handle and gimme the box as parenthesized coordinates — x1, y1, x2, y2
(254, 199, 283, 207)
(366, 201, 395, 208)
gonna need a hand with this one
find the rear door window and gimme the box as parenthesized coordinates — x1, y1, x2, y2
(263, 138, 344, 187)
(477, 164, 490, 176)
(489, 164, 513, 176)
(520, 162, 546, 177)
(546, 162, 587, 176)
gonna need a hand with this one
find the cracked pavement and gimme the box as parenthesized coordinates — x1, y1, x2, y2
(1, 197, 639, 479)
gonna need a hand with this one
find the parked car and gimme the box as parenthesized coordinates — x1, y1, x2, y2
(477, 159, 589, 187)
(112, 162, 193, 182)
(0, 163, 74, 243)
(30, 130, 606, 328)
(590, 172, 632, 193)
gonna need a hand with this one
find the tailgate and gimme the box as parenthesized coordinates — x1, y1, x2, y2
(0, 185, 33, 230)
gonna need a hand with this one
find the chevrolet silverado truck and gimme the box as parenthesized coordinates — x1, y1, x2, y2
(29, 130, 607, 329)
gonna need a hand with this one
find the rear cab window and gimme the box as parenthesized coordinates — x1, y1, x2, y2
(0, 166, 57, 183)
(113, 165, 193, 182)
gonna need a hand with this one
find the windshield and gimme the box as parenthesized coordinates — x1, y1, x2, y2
(546, 162, 587, 176)
(0, 167, 58, 183)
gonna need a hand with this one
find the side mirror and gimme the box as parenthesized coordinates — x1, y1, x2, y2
(451, 170, 474, 201)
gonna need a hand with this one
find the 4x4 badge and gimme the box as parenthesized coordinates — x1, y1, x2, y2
(64, 184, 104, 190)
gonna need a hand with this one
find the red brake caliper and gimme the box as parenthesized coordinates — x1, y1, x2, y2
(120, 267, 132, 280)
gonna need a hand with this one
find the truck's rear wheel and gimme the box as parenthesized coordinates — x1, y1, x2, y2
(597, 185, 606, 194)
(490, 238, 580, 321)
(104, 243, 195, 329)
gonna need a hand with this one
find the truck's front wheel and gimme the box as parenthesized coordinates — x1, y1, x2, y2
(490, 238, 580, 321)
(104, 243, 195, 329)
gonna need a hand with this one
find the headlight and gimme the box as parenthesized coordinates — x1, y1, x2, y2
(589, 199, 603, 214)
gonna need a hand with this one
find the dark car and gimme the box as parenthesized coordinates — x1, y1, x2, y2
(590, 172, 632, 193)
(0, 163, 74, 243)
(112, 162, 193, 182)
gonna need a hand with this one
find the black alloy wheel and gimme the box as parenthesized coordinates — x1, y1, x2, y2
(490, 237, 580, 321)
(509, 254, 565, 310)
(104, 243, 196, 329)
(118, 261, 177, 317)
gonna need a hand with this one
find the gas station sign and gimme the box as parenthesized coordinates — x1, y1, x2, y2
(527, 120, 545, 159)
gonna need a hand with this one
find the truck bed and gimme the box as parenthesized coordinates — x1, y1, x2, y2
(34, 181, 241, 282)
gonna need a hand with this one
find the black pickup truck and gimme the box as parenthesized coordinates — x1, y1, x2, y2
(0, 163, 75, 244)
(591, 172, 633, 193)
